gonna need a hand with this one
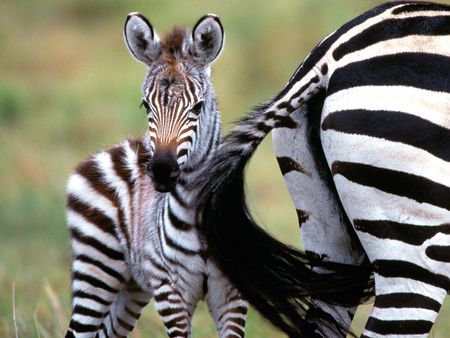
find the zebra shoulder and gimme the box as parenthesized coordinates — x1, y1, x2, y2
(67, 138, 149, 210)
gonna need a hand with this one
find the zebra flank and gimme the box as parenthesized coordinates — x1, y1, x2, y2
(65, 13, 248, 338)
(193, 1, 450, 337)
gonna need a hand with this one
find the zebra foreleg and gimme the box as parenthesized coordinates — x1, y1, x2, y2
(97, 279, 152, 338)
(153, 280, 194, 338)
(205, 262, 248, 338)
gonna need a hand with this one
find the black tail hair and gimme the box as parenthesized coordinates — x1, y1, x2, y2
(192, 100, 374, 337)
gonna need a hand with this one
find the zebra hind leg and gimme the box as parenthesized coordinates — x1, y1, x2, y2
(205, 262, 248, 338)
(97, 279, 152, 338)
(65, 247, 128, 338)
(361, 260, 447, 338)
(66, 214, 130, 336)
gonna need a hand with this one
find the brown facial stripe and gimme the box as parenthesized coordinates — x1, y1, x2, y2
(150, 135, 157, 147)
(186, 77, 199, 99)
(183, 125, 197, 134)
(154, 138, 179, 153)
(177, 148, 188, 158)
(177, 135, 193, 145)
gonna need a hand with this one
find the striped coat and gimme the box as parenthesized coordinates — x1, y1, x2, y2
(65, 13, 248, 338)
(193, 2, 450, 337)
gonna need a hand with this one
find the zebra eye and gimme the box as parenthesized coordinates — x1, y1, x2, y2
(140, 100, 150, 112)
(191, 101, 204, 116)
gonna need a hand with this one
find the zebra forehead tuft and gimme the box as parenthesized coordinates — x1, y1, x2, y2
(161, 62, 185, 83)
(161, 26, 188, 61)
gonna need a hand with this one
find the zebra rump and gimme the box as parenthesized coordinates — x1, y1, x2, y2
(192, 1, 450, 337)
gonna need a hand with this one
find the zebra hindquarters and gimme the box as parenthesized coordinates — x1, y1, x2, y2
(65, 169, 131, 337)
(272, 99, 369, 337)
(321, 85, 450, 337)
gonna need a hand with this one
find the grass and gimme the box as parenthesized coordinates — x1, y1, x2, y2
(1, 0, 449, 337)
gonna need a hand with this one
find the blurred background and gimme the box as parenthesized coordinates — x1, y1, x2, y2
(1, 0, 449, 337)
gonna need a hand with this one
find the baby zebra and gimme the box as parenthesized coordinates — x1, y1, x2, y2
(65, 13, 248, 338)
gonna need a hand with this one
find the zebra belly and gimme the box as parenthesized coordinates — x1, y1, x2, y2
(320, 86, 450, 288)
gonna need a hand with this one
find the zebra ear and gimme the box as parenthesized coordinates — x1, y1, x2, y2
(124, 12, 161, 65)
(191, 14, 224, 66)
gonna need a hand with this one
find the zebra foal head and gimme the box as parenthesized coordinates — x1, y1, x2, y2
(124, 13, 224, 192)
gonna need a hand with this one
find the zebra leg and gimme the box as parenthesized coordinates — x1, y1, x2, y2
(355, 220, 449, 337)
(205, 262, 248, 338)
(65, 235, 129, 338)
(361, 269, 447, 338)
(272, 103, 368, 337)
(153, 280, 194, 338)
(353, 219, 449, 337)
(98, 279, 152, 338)
(320, 86, 450, 336)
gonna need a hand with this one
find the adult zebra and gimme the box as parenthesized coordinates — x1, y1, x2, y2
(65, 13, 248, 338)
(193, 1, 450, 337)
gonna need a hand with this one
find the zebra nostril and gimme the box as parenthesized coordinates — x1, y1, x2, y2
(146, 154, 180, 192)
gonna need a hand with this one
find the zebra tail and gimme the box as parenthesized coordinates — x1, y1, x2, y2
(193, 99, 374, 337)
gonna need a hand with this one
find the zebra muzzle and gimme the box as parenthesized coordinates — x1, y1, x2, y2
(147, 148, 181, 192)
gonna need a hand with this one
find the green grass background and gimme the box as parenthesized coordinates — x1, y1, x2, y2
(1, 0, 449, 337)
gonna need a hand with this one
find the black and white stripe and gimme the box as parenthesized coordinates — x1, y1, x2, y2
(65, 13, 248, 338)
(193, 1, 450, 337)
